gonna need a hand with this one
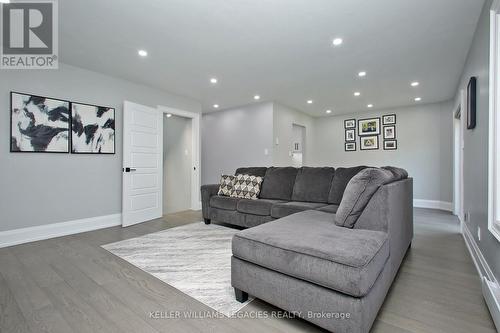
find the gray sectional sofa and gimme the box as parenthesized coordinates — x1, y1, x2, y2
(201, 166, 413, 333)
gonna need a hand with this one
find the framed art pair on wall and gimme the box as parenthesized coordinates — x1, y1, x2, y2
(10, 92, 115, 154)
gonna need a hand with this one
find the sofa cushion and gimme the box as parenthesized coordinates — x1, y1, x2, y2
(335, 168, 394, 228)
(237, 199, 286, 216)
(232, 210, 389, 297)
(328, 166, 368, 204)
(235, 167, 268, 177)
(230, 174, 263, 199)
(291, 167, 335, 203)
(271, 201, 326, 219)
(260, 167, 298, 200)
(217, 175, 235, 196)
(317, 204, 339, 214)
(210, 196, 240, 211)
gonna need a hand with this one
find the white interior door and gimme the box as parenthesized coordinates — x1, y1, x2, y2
(122, 101, 163, 227)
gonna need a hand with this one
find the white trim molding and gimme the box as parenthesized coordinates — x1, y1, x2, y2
(0, 214, 121, 248)
(413, 199, 453, 212)
(489, 0, 500, 243)
(462, 221, 500, 331)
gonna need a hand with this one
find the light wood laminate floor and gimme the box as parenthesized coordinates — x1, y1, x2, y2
(0, 209, 496, 333)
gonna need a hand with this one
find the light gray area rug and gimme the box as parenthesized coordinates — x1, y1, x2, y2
(102, 223, 253, 317)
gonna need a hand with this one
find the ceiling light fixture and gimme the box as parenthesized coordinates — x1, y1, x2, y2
(358, 71, 367, 77)
(367, 104, 373, 108)
(411, 81, 419, 87)
(210, 78, 218, 84)
(326, 109, 332, 114)
(254, 95, 260, 100)
(213, 104, 219, 108)
(354, 92, 361, 97)
(307, 100, 313, 104)
(415, 97, 422, 102)
(166, 113, 172, 118)
(332, 38, 343, 46)
(138, 49, 148, 57)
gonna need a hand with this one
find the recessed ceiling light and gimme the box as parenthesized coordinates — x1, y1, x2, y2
(166, 113, 172, 118)
(358, 71, 367, 77)
(254, 95, 260, 100)
(326, 109, 332, 114)
(367, 104, 373, 108)
(411, 81, 419, 87)
(332, 38, 343, 46)
(138, 49, 148, 57)
(307, 100, 313, 104)
(213, 104, 219, 108)
(210, 78, 218, 84)
(354, 92, 361, 97)
(415, 97, 422, 102)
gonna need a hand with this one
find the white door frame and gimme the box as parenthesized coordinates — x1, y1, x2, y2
(157, 105, 201, 211)
(453, 90, 466, 220)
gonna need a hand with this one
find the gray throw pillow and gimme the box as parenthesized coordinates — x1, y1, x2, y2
(335, 168, 394, 228)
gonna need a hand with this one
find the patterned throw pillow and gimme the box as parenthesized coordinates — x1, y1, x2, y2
(218, 175, 235, 196)
(230, 174, 263, 200)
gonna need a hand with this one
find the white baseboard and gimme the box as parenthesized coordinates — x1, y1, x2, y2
(413, 199, 453, 212)
(0, 214, 122, 249)
(462, 221, 500, 331)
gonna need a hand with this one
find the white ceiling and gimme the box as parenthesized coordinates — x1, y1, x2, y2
(59, 0, 484, 116)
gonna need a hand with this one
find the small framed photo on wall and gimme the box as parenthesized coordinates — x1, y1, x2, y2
(382, 114, 396, 125)
(345, 129, 355, 142)
(358, 118, 381, 136)
(345, 142, 356, 152)
(383, 125, 396, 139)
(384, 140, 398, 150)
(360, 135, 379, 150)
(344, 119, 356, 129)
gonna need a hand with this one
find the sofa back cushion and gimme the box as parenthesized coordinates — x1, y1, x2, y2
(291, 167, 335, 203)
(235, 167, 268, 177)
(260, 167, 298, 200)
(328, 166, 368, 204)
(335, 168, 394, 228)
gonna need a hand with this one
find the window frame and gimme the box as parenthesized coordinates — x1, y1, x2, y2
(488, 0, 500, 242)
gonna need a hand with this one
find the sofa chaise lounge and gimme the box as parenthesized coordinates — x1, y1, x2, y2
(201, 166, 413, 333)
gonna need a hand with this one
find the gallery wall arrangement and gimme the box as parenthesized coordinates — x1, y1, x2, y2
(344, 114, 398, 152)
(10, 92, 115, 154)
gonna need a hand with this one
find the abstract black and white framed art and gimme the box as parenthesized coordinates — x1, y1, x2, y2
(71, 102, 115, 154)
(10, 92, 70, 153)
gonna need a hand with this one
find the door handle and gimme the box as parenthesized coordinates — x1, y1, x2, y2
(124, 167, 137, 172)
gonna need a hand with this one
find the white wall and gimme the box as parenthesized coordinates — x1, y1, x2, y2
(0, 63, 201, 232)
(311, 101, 454, 203)
(163, 115, 192, 214)
(453, 0, 500, 281)
(201, 102, 274, 184)
(273, 103, 315, 166)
